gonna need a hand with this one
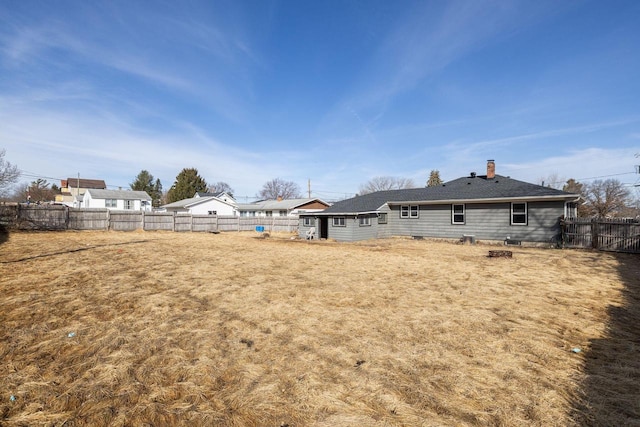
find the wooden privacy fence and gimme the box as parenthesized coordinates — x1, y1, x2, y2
(562, 218, 640, 253)
(0, 205, 299, 233)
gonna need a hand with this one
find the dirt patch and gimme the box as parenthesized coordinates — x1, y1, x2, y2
(0, 231, 636, 426)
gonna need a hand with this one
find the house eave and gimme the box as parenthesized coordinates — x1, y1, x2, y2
(306, 210, 379, 217)
(302, 194, 580, 216)
(386, 194, 581, 205)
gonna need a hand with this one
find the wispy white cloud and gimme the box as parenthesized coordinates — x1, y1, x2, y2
(0, 96, 319, 197)
(446, 117, 640, 155)
(320, 1, 552, 145)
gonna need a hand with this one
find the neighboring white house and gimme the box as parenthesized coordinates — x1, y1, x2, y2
(236, 198, 330, 217)
(56, 178, 107, 207)
(160, 192, 238, 215)
(81, 189, 153, 211)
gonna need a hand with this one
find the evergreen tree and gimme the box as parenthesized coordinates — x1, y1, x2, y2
(426, 170, 443, 187)
(130, 170, 163, 207)
(153, 178, 163, 207)
(166, 168, 208, 203)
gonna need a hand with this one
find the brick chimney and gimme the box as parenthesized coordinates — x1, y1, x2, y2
(487, 159, 495, 179)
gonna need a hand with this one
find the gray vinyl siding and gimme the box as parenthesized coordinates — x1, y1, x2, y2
(298, 216, 315, 237)
(301, 201, 565, 242)
(324, 215, 378, 241)
(387, 201, 564, 242)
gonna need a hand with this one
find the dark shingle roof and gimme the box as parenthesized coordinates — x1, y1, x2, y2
(317, 175, 579, 215)
(65, 178, 106, 189)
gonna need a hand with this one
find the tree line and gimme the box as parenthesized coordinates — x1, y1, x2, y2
(0, 148, 638, 217)
(0, 150, 306, 207)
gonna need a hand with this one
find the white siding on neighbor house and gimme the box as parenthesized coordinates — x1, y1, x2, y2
(83, 193, 151, 211)
(186, 199, 236, 216)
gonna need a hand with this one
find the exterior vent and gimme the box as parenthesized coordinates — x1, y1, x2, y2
(470, 172, 477, 178)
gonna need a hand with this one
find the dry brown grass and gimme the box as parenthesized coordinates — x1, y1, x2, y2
(0, 230, 638, 426)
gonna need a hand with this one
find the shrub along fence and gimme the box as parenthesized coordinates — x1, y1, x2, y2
(562, 217, 640, 253)
(0, 205, 299, 233)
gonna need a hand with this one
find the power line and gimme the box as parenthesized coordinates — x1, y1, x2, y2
(547, 171, 636, 186)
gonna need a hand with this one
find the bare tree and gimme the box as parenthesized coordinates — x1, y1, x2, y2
(0, 149, 20, 196)
(359, 176, 415, 195)
(537, 173, 566, 189)
(208, 181, 235, 197)
(27, 179, 57, 202)
(258, 178, 302, 200)
(563, 178, 589, 217)
(583, 179, 631, 218)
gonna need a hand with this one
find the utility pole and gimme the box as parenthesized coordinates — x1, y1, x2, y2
(308, 179, 311, 198)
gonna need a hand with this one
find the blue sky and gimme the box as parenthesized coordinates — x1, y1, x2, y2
(1, 0, 639, 201)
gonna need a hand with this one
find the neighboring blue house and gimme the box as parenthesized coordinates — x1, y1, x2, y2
(299, 161, 580, 243)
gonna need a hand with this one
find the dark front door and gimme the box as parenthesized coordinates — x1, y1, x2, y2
(320, 217, 328, 239)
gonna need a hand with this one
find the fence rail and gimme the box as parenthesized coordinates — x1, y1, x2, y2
(0, 205, 299, 234)
(562, 218, 640, 253)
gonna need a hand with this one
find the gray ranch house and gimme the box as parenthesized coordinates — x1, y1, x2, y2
(299, 161, 580, 243)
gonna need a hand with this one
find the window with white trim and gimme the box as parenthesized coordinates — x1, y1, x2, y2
(359, 216, 371, 226)
(105, 199, 117, 208)
(452, 204, 465, 224)
(266, 211, 273, 217)
(303, 217, 314, 226)
(208, 210, 217, 215)
(400, 205, 419, 218)
(511, 202, 527, 225)
(565, 202, 578, 219)
(279, 210, 287, 216)
(124, 200, 133, 210)
(378, 213, 387, 224)
(333, 217, 345, 227)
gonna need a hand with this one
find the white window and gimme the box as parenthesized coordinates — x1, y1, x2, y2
(208, 210, 217, 215)
(303, 217, 314, 226)
(279, 210, 287, 216)
(359, 216, 371, 226)
(452, 204, 465, 224)
(105, 199, 117, 208)
(565, 202, 578, 218)
(266, 211, 273, 217)
(333, 217, 345, 227)
(124, 200, 133, 210)
(401, 205, 419, 218)
(378, 213, 387, 224)
(511, 202, 527, 225)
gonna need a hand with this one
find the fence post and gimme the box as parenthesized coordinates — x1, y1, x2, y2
(142, 210, 145, 231)
(591, 218, 598, 249)
(172, 212, 176, 232)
